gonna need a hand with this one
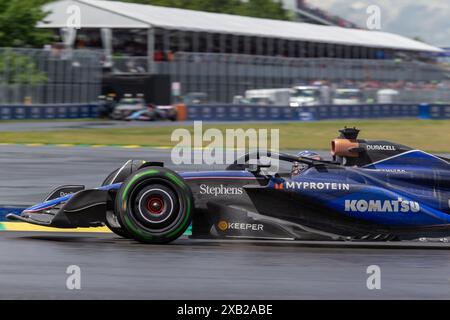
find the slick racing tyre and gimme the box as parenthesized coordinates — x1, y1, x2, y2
(102, 168, 132, 239)
(115, 167, 193, 244)
(105, 210, 131, 239)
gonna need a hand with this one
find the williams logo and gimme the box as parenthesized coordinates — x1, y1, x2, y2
(200, 184, 243, 196)
(345, 198, 420, 213)
(275, 182, 350, 191)
(217, 220, 264, 232)
(60, 191, 75, 197)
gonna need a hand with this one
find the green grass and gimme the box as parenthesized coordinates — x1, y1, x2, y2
(1, 119, 450, 152)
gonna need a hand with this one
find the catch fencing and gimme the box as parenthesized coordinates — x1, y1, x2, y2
(154, 52, 448, 103)
(0, 48, 102, 105)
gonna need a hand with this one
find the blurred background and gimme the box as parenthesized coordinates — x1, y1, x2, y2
(0, 0, 448, 116)
(1, 1, 450, 300)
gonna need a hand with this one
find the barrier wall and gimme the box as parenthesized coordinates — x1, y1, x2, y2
(0, 104, 99, 120)
(1, 103, 448, 122)
(428, 104, 450, 119)
(185, 104, 450, 121)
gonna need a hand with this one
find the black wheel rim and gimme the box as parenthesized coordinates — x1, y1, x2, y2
(128, 180, 184, 233)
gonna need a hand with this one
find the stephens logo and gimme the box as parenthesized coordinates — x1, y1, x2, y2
(217, 220, 264, 232)
(345, 198, 420, 213)
(200, 184, 244, 196)
(275, 182, 350, 191)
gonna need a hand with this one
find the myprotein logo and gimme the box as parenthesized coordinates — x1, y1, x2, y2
(345, 198, 420, 213)
(275, 182, 350, 191)
(200, 184, 243, 196)
(218, 220, 264, 232)
(366, 145, 396, 151)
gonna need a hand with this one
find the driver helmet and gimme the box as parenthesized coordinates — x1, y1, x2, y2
(297, 150, 322, 161)
(291, 151, 323, 177)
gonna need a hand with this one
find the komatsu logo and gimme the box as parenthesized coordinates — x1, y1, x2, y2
(345, 198, 420, 213)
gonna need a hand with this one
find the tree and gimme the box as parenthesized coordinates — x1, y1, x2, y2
(123, 0, 291, 20)
(0, 49, 47, 84)
(236, 0, 290, 20)
(0, 0, 51, 47)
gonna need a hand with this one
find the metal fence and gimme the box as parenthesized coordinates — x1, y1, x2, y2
(5, 48, 445, 105)
(363, 87, 450, 104)
(112, 56, 149, 74)
(153, 52, 449, 103)
(0, 48, 102, 104)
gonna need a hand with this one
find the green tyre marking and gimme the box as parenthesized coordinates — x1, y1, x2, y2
(121, 169, 160, 202)
(165, 172, 187, 190)
(122, 170, 191, 242)
(120, 169, 161, 241)
(167, 198, 192, 238)
(124, 216, 154, 241)
(120, 168, 191, 242)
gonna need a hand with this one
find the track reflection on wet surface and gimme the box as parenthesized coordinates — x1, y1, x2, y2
(0, 145, 449, 299)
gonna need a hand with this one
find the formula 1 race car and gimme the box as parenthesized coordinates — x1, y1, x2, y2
(125, 105, 177, 122)
(7, 128, 450, 244)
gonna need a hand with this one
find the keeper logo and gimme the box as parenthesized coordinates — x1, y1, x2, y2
(217, 220, 264, 232)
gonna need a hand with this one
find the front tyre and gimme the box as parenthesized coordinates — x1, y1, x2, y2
(115, 167, 193, 244)
(105, 210, 131, 239)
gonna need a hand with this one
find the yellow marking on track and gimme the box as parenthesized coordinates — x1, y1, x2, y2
(0, 143, 175, 150)
(55, 144, 75, 148)
(0, 222, 111, 233)
(25, 143, 45, 147)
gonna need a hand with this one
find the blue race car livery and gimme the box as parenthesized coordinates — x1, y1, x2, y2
(8, 128, 450, 244)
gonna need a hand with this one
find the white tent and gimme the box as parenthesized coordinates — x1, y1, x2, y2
(41, 0, 442, 52)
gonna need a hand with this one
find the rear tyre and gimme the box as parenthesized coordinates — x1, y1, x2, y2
(115, 167, 193, 244)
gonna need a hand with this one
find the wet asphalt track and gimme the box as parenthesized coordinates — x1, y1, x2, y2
(0, 145, 449, 300)
(0, 120, 186, 131)
(0, 120, 283, 132)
